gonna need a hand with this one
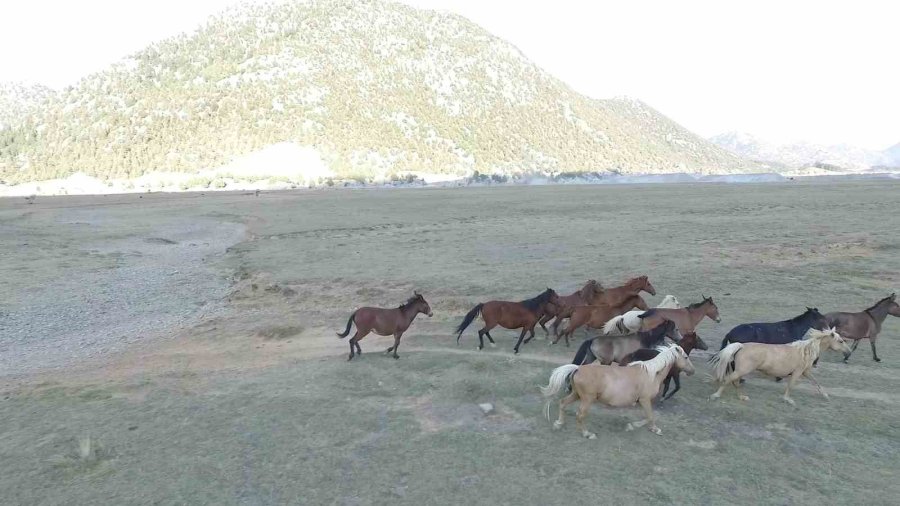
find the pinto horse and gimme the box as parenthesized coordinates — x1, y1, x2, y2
(637, 296, 721, 334)
(550, 276, 657, 337)
(619, 331, 709, 401)
(542, 345, 694, 438)
(554, 295, 649, 346)
(337, 292, 433, 361)
(826, 293, 899, 363)
(455, 288, 560, 353)
(537, 280, 603, 336)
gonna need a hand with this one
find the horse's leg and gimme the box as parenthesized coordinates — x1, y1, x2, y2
(484, 331, 496, 347)
(628, 397, 660, 435)
(524, 325, 538, 344)
(476, 329, 486, 350)
(389, 332, 402, 359)
(554, 392, 578, 429)
(782, 370, 802, 406)
(575, 397, 596, 439)
(802, 370, 829, 400)
(551, 316, 564, 338)
(663, 373, 681, 401)
(870, 338, 881, 362)
(844, 339, 860, 362)
(538, 314, 552, 336)
(347, 330, 367, 361)
(513, 328, 529, 354)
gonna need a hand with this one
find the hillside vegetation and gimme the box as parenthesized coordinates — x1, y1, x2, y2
(0, 0, 758, 185)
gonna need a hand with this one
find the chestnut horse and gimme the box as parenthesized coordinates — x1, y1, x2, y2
(542, 345, 695, 438)
(337, 292, 433, 361)
(553, 295, 649, 346)
(638, 296, 721, 334)
(619, 331, 709, 401)
(537, 280, 603, 336)
(826, 293, 899, 363)
(455, 288, 560, 353)
(550, 276, 657, 336)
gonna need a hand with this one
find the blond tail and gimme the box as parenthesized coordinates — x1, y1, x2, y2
(602, 315, 624, 335)
(709, 342, 744, 382)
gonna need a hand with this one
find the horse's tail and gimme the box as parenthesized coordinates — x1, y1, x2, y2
(336, 311, 357, 338)
(571, 339, 595, 365)
(455, 303, 484, 344)
(719, 335, 731, 350)
(541, 364, 579, 420)
(709, 342, 743, 382)
(603, 315, 625, 335)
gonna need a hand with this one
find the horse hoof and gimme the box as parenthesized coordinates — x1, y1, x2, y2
(739, 395, 750, 401)
(874, 358, 882, 363)
(553, 421, 563, 430)
(583, 432, 597, 440)
(393, 355, 399, 360)
(783, 398, 796, 406)
(625, 423, 634, 432)
(650, 427, 662, 436)
(490, 342, 496, 348)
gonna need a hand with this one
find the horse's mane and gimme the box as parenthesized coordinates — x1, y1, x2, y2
(399, 295, 422, 310)
(867, 295, 896, 311)
(687, 298, 710, 310)
(790, 309, 817, 322)
(519, 289, 554, 312)
(787, 329, 831, 364)
(627, 345, 680, 377)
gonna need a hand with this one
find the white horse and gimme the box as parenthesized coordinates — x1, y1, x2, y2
(602, 295, 681, 336)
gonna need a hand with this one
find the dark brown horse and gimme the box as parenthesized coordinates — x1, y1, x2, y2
(456, 288, 560, 353)
(554, 295, 650, 346)
(337, 292, 433, 361)
(826, 293, 899, 363)
(551, 276, 656, 336)
(638, 296, 721, 334)
(537, 280, 603, 336)
(619, 331, 709, 401)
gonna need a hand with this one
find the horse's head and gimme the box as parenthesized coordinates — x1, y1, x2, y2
(412, 291, 433, 317)
(661, 320, 683, 342)
(804, 307, 828, 330)
(682, 331, 709, 351)
(701, 295, 721, 322)
(885, 293, 900, 317)
(546, 288, 560, 307)
(814, 327, 851, 355)
(634, 275, 657, 296)
(671, 345, 695, 376)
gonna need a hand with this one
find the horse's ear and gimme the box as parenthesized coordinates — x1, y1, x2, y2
(414, 290, 420, 296)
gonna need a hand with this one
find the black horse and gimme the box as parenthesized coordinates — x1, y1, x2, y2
(721, 307, 829, 348)
(721, 307, 829, 381)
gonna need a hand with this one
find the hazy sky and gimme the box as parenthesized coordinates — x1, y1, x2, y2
(1, 0, 897, 149)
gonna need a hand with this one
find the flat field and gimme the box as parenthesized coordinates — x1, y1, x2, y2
(2, 182, 899, 505)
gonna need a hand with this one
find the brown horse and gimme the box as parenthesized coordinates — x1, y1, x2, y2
(455, 288, 560, 353)
(542, 345, 695, 438)
(553, 295, 650, 346)
(619, 331, 709, 401)
(826, 293, 899, 363)
(637, 296, 721, 334)
(337, 292, 433, 361)
(550, 276, 657, 336)
(537, 280, 603, 335)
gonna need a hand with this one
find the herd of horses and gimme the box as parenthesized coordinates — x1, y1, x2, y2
(336, 278, 899, 438)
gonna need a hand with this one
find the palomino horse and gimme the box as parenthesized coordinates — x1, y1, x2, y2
(542, 345, 694, 438)
(619, 331, 709, 401)
(553, 295, 649, 346)
(337, 292, 433, 361)
(571, 320, 683, 365)
(826, 293, 899, 363)
(709, 328, 850, 406)
(537, 280, 603, 336)
(637, 296, 721, 334)
(550, 276, 657, 337)
(602, 295, 681, 335)
(455, 288, 560, 353)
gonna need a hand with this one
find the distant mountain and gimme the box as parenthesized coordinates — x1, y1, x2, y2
(710, 131, 899, 171)
(0, 82, 54, 130)
(0, 0, 759, 185)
